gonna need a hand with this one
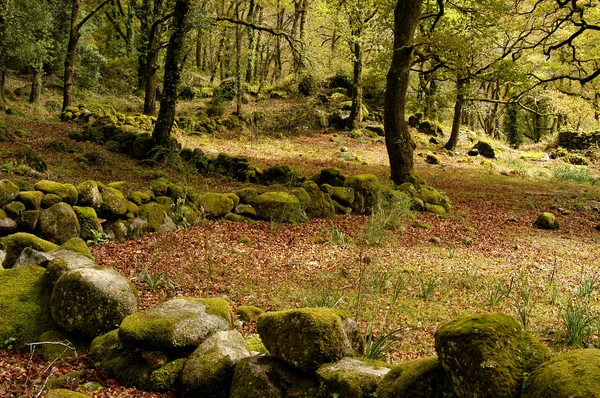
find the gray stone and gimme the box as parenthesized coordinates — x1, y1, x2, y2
(13, 247, 54, 268)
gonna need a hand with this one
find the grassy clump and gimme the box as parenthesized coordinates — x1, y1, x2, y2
(553, 166, 599, 185)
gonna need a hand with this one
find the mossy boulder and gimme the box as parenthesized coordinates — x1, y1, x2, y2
(224, 213, 256, 223)
(17, 209, 39, 232)
(1, 232, 58, 268)
(151, 178, 170, 197)
(257, 308, 364, 372)
(0, 180, 20, 207)
(344, 174, 380, 214)
(72, 206, 103, 242)
(230, 356, 319, 398)
(0, 214, 17, 235)
(50, 267, 139, 337)
(13, 247, 54, 268)
(236, 305, 264, 322)
(235, 187, 261, 204)
(45, 389, 90, 398)
(139, 202, 176, 232)
(417, 186, 452, 213)
(0, 265, 54, 348)
(472, 141, 496, 159)
(18, 190, 44, 210)
(59, 237, 93, 259)
(329, 186, 355, 207)
(199, 193, 235, 218)
(100, 187, 128, 218)
(75, 181, 102, 210)
(534, 212, 559, 230)
(104, 220, 129, 241)
(426, 153, 441, 165)
(260, 164, 300, 185)
(317, 357, 393, 398)
(521, 348, 600, 398)
(37, 202, 80, 244)
(34, 180, 78, 205)
(376, 357, 457, 398)
(90, 329, 185, 391)
(118, 297, 233, 350)
(128, 191, 152, 206)
(252, 192, 306, 223)
(181, 330, 251, 397)
(234, 204, 257, 219)
(45, 250, 97, 285)
(4, 200, 25, 218)
(434, 313, 551, 398)
(127, 217, 149, 239)
(314, 167, 346, 187)
(301, 180, 335, 218)
(38, 330, 78, 361)
(41, 193, 63, 208)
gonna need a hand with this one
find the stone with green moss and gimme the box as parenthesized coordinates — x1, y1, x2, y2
(4, 201, 25, 218)
(417, 186, 452, 212)
(1, 232, 58, 268)
(90, 329, 185, 391)
(230, 356, 318, 398)
(0, 265, 53, 348)
(235, 187, 260, 204)
(17, 209, 39, 232)
(45, 250, 97, 285)
(151, 178, 170, 197)
(127, 217, 149, 239)
(76, 181, 102, 210)
(139, 202, 176, 232)
(252, 192, 306, 223)
(473, 141, 496, 159)
(343, 174, 380, 214)
(100, 187, 127, 218)
(316, 167, 346, 187)
(376, 357, 457, 398)
(199, 193, 235, 218)
(45, 389, 89, 398)
(59, 237, 93, 259)
(106, 181, 131, 196)
(129, 191, 152, 206)
(72, 206, 102, 242)
(328, 186, 355, 208)
(124, 200, 140, 219)
(317, 357, 393, 398)
(51, 266, 139, 337)
(234, 204, 257, 219)
(224, 213, 256, 223)
(534, 212, 559, 230)
(18, 191, 44, 210)
(0, 180, 20, 207)
(45, 371, 84, 390)
(301, 181, 335, 218)
(119, 297, 233, 350)
(42, 193, 63, 208)
(521, 348, 600, 398)
(38, 330, 78, 361)
(434, 313, 550, 398)
(34, 180, 78, 205)
(426, 204, 447, 215)
(104, 220, 129, 241)
(257, 308, 364, 372)
(37, 202, 80, 244)
(181, 330, 251, 398)
(236, 305, 264, 322)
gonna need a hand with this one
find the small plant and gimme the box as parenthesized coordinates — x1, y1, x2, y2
(512, 280, 535, 330)
(172, 197, 190, 228)
(460, 267, 480, 290)
(1, 158, 17, 173)
(86, 229, 110, 245)
(416, 273, 438, 300)
(301, 288, 344, 308)
(364, 326, 402, 361)
(553, 165, 599, 185)
(560, 298, 597, 348)
(329, 224, 347, 246)
(447, 242, 457, 259)
(3, 337, 16, 349)
(578, 274, 599, 298)
(484, 276, 513, 306)
(138, 267, 172, 292)
(370, 271, 393, 294)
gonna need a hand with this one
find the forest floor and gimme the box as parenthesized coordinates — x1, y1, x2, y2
(1, 100, 600, 396)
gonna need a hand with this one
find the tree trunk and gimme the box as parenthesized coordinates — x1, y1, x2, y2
(348, 30, 363, 130)
(384, 0, 422, 185)
(196, 30, 202, 71)
(143, 0, 165, 116)
(245, 0, 256, 83)
(29, 66, 43, 104)
(152, 0, 190, 148)
(0, 70, 5, 109)
(235, 3, 242, 115)
(444, 77, 467, 151)
(62, 0, 81, 111)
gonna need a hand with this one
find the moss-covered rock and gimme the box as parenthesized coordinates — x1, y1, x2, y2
(257, 308, 364, 372)
(0, 180, 20, 207)
(72, 206, 103, 242)
(45, 250, 97, 285)
(90, 329, 185, 391)
(534, 212, 559, 230)
(317, 357, 393, 398)
(151, 178, 170, 197)
(4, 201, 25, 218)
(417, 186, 452, 212)
(17, 209, 39, 232)
(37, 202, 80, 244)
(0, 265, 54, 348)
(129, 191, 152, 206)
(328, 186, 355, 208)
(315, 167, 346, 187)
(41, 193, 63, 208)
(139, 202, 177, 232)
(0, 214, 17, 235)
(118, 297, 233, 350)
(434, 313, 550, 398)
(76, 181, 102, 210)
(154, 195, 174, 209)
(426, 153, 441, 165)
(252, 192, 306, 223)
(224, 213, 256, 223)
(426, 204, 447, 215)
(127, 217, 149, 239)
(301, 181, 335, 218)
(521, 348, 600, 398)
(18, 190, 44, 210)
(236, 305, 264, 322)
(45, 389, 90, 398)
(1, 232, 58, 268)
(13, 247, 54, 268)
(376, 357, 457, 398)
(38, 330, 78, 361)
(104, 220, 129, 241)
(472, 141, 496, 159)
(51, 267, 139, 337)
(59, 237, 93, 259)
(34, 180, 78, 205)
(233, 204, 257, 219)
(235, 187, 261, 204)
(343, 174, 380, 214)
(199, 193, 235, 218)
(181, 330, 251, 398)
(100, 187, 128, 218)
(230, 356, 319, 398)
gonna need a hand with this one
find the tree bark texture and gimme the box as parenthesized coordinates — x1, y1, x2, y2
(152, 0, 190, 147)
(348, 29, 363, 130)
(444, 77, 467, 151)
(29, 66, 43, 104)
(62, 0, 81, 111)
(384, 0, 422, 185)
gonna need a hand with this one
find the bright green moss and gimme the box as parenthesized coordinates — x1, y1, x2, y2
(100, 187, 127, 217)
(0, 265, 53, 347)
(425, 204, 447, 215)
(2, 232, 58, 268)
(148, 357, 186, 391)
(34, 180, 78, 205)
(199, 193, 235, 218)
(57, 237, 94, 259)
(45, 389, 89, 398)
(128, 191, 151, 206)
(317, 357, 393, 398)
(417, 186, 452, 212)
(343, 174, 380, 214)
(252, 192, 306, 223)
(534, 212, 559, 230)
(18, 191, 44, 210)
(4, 201, 24, 218)
(139, 202, 171, 232)
(376, 357, 456, 398)
(224, 213, 256, 223)
(0, 180, 20, 207)
(236, 305, 264, 322)
(41, 193, 63, 208)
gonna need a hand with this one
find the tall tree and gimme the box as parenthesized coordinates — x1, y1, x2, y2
(152, 0, 190, 147)
(384, 0, 422, 184)
(62, 0, 111, 111)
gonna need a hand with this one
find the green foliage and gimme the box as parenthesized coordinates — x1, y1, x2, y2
(553, 166, 599, 185)
(504, 102, 524, 148)
(137, 267, 175, 293)
(75, 44, 107, 89)
(329, 224, 347, 246)
(416, 273, 438, 300)
(484, 276, 513, 306)
(364, 326, 401, 360)
(86, 229, 110, 245)
(560, 298, 597, 348)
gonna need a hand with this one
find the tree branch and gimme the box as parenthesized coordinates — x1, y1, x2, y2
(77, 0, 112, 30)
